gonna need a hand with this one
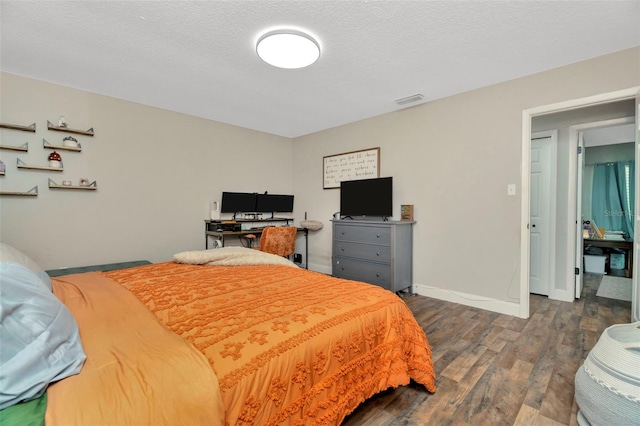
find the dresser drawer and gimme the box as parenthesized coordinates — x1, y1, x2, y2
(333, 224, 391, 245)
(332, 257, 392, 290)
(333, 241, 391, 263)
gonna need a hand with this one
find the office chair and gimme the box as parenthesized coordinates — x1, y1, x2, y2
(257, 226, 297, 257)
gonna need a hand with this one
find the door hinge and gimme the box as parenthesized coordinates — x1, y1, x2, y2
(577, 146, 583, 154)
(575, 267, 580, 275)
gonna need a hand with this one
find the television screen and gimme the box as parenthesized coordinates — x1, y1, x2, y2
(221, 192, 257, 213)
(340, 177, 392, 218)
(256, 194, 294, 213)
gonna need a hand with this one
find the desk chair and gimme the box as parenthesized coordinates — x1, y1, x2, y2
(256, 226, 297, 258)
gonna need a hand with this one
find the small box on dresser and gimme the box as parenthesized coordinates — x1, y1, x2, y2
(331, 219, 415, 293)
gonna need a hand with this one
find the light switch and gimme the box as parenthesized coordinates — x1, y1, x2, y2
(507, 184, 516, 196)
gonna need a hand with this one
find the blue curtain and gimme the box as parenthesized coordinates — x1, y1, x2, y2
(591, 161, 634, 237)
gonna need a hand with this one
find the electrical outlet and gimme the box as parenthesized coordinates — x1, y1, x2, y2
(507, 184, 516, 196)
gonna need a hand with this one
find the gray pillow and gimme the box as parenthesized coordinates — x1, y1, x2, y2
(0, 263, 86, 409)
(0, 243, 52, 291)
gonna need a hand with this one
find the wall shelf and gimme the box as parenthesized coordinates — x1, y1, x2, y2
(47, 120, 94, 137)
(0, 185, 38, 197)
(0, 142, 29, 152)
(17, 158, 64, 172)
(48, 178, 97, 190)
(43, 139, 82, 152)
(0, 122, 36, 133)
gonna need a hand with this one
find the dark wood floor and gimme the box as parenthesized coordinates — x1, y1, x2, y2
(342, 274, 632, 426)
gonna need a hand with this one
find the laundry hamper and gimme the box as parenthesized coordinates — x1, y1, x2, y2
(574, 321, 640, 425)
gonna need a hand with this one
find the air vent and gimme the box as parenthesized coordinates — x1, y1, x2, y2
(394, 94, 424, 106)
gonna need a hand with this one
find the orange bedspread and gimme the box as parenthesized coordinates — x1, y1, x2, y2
(104, 262, 436, 425)
(47, 272, 224, 425)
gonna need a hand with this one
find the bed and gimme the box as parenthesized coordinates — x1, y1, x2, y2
(1, 245, 436, 425)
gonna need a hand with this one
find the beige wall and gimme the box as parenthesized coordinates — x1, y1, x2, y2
(293, 47, 640, 311)
(2, 46, 638, 315)
(0, 72, 294, 270)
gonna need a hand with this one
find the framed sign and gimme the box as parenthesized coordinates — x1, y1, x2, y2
(323, 147, 380, 189)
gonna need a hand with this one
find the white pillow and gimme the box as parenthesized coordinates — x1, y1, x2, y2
(0, 243, 52, 291)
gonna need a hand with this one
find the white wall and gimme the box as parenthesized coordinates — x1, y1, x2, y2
(293, 46, 640, 315)
(0, 73, 294, 270)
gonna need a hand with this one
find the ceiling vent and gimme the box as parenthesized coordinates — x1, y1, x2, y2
(394, 94, 424, 106)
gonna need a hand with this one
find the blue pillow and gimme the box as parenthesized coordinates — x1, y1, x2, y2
(0, 243, 52, 291)
(0, 263, 86, 409)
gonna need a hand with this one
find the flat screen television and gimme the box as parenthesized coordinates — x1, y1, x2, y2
(256, 194, 294, 213)
(221, 192, 257, 213)
(340, 177, 392, 218)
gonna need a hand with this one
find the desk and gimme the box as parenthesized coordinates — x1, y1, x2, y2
(584, 238, 633, 278)
(204, 221, 309, 269)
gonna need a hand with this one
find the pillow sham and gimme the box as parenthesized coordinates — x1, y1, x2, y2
(0, 263, 86, 409)
(0, 243, 52, 291)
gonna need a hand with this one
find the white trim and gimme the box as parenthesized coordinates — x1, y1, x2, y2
(520, 86, 640, 319)
(414, 283, 520, 317)
(531, 130, 558, 299)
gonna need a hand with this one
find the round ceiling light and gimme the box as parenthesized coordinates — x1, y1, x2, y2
(256, 30, 320, 69)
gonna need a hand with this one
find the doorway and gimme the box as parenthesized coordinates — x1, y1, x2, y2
(573, 119, 636, 298)
(520, 86, 640, 320)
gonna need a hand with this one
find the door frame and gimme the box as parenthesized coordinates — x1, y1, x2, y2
(569, 116, 636, 299)
(530, 130, 558, 297)
(520, 86, 640, 319)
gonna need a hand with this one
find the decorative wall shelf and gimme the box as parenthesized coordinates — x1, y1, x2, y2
(48, 178, 97, 190)
(16, 158, 64, 172)
(0, 142, 29, 152)
(0, 122, 36, 133)
(0, 185, 38, 197)
(47, 120, 94, 137)
(43, 139, 81, 152)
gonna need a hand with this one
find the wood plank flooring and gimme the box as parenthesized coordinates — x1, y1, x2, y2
(342, 274, 632, 425)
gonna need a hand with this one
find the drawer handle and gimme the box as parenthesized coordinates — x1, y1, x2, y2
(376, 252, 380, 256)
(376, 234, 380, 238)
(341, 232, 345, 235)
(341, 248, 345, 251)
(342, 267, 345, 271)
(376, 273, 380, 277)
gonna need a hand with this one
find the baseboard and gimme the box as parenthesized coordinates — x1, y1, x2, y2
(550, 288, 574, 302)
(307, 263, 332, 275)
(414, 283, 522, 317)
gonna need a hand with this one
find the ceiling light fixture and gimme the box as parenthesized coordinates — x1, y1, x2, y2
(256, 30, 320, 69)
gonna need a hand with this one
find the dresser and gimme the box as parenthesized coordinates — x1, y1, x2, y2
(332, 219, 415, 293)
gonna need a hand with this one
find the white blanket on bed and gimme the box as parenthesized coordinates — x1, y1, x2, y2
(173, 247, 298, 268)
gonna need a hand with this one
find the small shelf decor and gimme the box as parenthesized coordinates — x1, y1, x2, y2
(0, 142, 29, 152)
(48, 178, 97, 190)
(47, 120, 94, 137)
(43, 139, 81, 152)
(0, 185, 38, 197)
(47, 151, 62, 168)
(17, 158, 64, 172)
(0, 122, 36, 133)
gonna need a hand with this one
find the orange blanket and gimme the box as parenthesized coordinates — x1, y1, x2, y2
(105, 262, 436, 425)
(46, 272, 224, 425)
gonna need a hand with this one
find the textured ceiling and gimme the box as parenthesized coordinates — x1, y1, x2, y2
(1, 1, 639, 138)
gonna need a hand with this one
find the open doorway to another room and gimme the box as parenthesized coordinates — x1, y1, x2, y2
(528, 98, 636, 310)
(580, 122, 635, 305)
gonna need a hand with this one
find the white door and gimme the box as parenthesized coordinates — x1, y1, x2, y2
(633, 89, 640, 322)
(530, 135, 554, 296)
(575, 132, 585, 298)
